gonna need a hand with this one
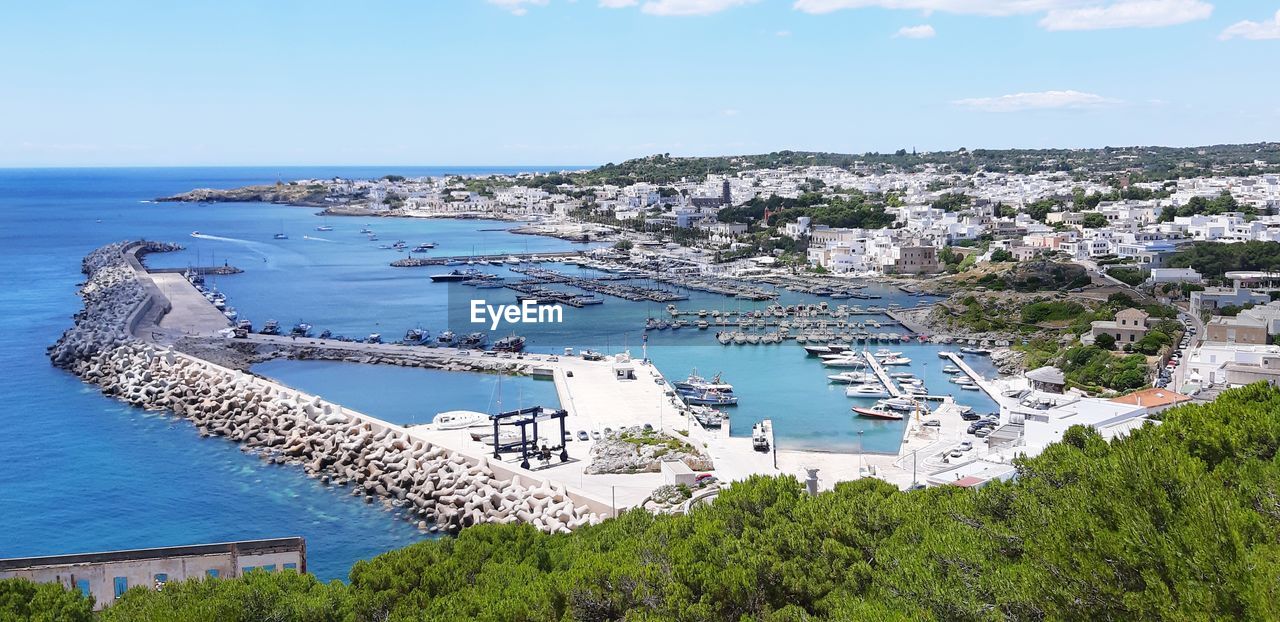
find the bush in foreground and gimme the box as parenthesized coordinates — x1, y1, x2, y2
(8, 384, 1280, 620)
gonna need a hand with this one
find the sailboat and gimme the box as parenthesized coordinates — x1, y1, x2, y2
(273, 221, 288, 240)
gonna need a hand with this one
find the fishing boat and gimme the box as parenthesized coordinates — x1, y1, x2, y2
(431, 410, 490, 430)
(404, 328, 428, 344)
(367, 333, 382, 344)
(260, 320, 280, 335)
(493, 334, 526, 352)
(460, 332, 488, 348)
(846, 384, 890, 398)
(290, 322, 312, 337)
(682, 390, 738, 406)
(675, 371, 733, 394)
(437, 330, 456, 346)
(852, 405, 905, 420)
(318, 329, 332, 339)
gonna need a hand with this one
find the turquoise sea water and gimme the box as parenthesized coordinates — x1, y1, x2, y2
(0, 167, 998, 579)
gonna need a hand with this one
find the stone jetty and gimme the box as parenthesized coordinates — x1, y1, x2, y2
(49, 241, 602, 534)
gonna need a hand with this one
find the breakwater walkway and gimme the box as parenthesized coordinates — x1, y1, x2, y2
(115, 242, 782, 516)
(55, 242, 618, 533)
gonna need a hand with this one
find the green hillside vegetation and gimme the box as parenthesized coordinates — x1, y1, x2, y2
(717, 192, 897, 229)
(11, 384, 1280, 620)
(949, 260, 1091, 292)
(568, 144, 1280, 185)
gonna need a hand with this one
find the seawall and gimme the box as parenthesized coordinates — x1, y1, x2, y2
(49, 241, 603, 534)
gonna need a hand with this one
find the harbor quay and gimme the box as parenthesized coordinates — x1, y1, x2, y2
(62, 241, 786, 525)
(53, 239, 1017, 543)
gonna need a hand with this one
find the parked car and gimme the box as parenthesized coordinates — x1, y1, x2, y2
(961, 412, 982, 421)
(923, 419, 941, 427)
(577, 430, 589, 441)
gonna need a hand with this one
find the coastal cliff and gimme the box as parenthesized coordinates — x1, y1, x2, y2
(156, 183, 345, 207)
(49, 242, 601, 534)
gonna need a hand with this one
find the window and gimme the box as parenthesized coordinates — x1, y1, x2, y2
(283, 563, 297, 571)
(113, 576, 128, 598)
(75, 579, 91, 598)
(261, 564, 276, 572)
(154, 573, 168, 585)
(206, 569, 219, 579)
(242, 566, 255, 574)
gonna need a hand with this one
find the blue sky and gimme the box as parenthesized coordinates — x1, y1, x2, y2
(1, 1, 1277, 166)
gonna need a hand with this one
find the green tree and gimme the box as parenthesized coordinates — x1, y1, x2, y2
(0, 578, 93, 622)
(1095, 332, 1116, 350)
(1081, 212, 1109, 228)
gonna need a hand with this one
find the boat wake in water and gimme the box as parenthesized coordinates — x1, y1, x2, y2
(302, 235, 338, 243)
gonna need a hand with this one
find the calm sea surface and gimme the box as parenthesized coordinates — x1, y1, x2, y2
(0, 167, 997, 580)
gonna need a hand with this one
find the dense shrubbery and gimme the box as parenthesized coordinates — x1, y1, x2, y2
(1023, 342, 1150, 391)
(0, 578, 93, 622)
(1106, 266, 1149, 286)
(1165, 241, 1280, 281)
(11, 384, 1280, 620)
(1020, 301, 1085, 324)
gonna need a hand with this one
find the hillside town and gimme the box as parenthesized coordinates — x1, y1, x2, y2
(161, 149, 1280, 415)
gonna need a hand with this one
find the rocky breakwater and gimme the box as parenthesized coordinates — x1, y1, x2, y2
(49, 241, 602, 534)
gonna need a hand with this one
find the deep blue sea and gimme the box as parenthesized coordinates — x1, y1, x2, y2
(0, 167, 998, 581)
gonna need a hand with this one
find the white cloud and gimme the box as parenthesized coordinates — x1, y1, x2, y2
(1219, 9, 1280, 40)
(776, 29, 793, 36)
(599, 0, 638, 7)
(792, 0, 1214, 30)
(953, 90, 1121, 112)
(894, 24, 937, 37)
(637, 0, 757, 16)
(722, 108, 741, 116)
(487, 0, 549, 15)
(1039, 0, 1212, 30)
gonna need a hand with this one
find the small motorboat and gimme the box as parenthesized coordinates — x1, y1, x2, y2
(852, 406, 905, 420)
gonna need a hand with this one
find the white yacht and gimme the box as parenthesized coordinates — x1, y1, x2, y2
(431, 410, 490, 430)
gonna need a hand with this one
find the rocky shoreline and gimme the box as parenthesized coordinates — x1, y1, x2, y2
(49, 241, 601, 534)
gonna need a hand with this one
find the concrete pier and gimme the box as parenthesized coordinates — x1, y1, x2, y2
(862, 350, 904, 398)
